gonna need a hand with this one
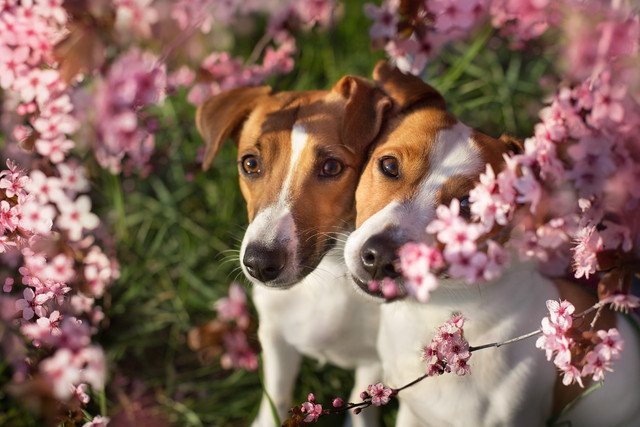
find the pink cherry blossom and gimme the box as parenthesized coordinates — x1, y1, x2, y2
(572, 226, 602, 279)
(423, 314, 471, 377)
(300, 401, 323, 422)
(220, 330, 258, 371)
(367, 382, 394, 406)
(82, 416, 110, 427)
(40, 348, 82, 400)
(364, 0, 399, 41)
(214, 282, 250, 329)
(600, 293, 640, 312)
(56, 195, 99, 241)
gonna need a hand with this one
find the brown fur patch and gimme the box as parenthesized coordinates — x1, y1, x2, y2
(355, 107, 457, 227)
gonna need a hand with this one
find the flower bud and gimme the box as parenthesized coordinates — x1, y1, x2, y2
(332, 397, 344, 408)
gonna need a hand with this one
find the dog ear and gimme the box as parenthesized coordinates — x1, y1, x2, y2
(498, 134, 524, 155)
(372, 60, 446, 111)
(196, 86, 272, 171)
(332, 75, 392, 151)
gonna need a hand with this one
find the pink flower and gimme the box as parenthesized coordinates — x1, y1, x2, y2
(367, 382, 394, 406)
(0, 45, 29, 90)
(0, 159, 29, 200)
(380, 277, 399, 299)
(26, 170, 64, 204)
(600, 293, 640, 312)
(15, 287, 49, 320)
(300, 401, 323, 422)
(56, 195, 100, 241)
(430, 0, 484, 33)
(82, 416, 110, 427)
(595, 328, 624, 360)
(114, 0, 159, 38)
(572, 226, 602, 279)
(581, 350, 612, 382)
(56, 162, 90, 194)
(364, 0, 399, 41)
(546, 299, 575, 331)
(398, 242, 443, 301)
(560, 363, 584, 387)
(74, 383, 90, 405)
(215, 283, 250, 329)
(0, 200, 19, 233)
(470, 163, 515, 228)
(13, 68, 60, 105)
(423, 314, 471, 376)
(40, 348, 81, 399)
(332, 397, 344, 407)
(220, 330, 258, 371)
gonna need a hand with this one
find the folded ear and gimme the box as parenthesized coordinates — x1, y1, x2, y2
(372, 60, 446, 111)
(332, 75, 392, 152)
(196, 86, 272, 170)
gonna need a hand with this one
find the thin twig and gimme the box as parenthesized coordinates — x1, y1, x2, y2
(469, 328, 542, 352)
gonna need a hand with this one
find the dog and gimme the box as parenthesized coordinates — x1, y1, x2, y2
(196, 76, 391, 426)
(343, 62, 640, 426)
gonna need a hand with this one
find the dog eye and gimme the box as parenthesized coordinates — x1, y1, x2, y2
(240, 154, 262, 176)
(459, 196, 471, 219)
(319, 158, 344, 178)
(379, 156, 399, 178)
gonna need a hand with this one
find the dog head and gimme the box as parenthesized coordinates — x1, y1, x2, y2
(344, 61, 522, 297)
(197, 78, 391, 288)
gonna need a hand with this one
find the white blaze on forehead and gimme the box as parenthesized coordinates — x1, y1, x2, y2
(344, 122, 484, 281)
(278, 123, 309, 205)
(413, 122, 484, 210)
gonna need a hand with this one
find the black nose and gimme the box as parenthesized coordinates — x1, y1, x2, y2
(243, 244, 287, 282)
(360, 234, 401, 281)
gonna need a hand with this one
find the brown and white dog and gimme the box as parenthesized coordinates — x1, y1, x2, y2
(196, 78, 391, 426)
(344, 62, 640, 426)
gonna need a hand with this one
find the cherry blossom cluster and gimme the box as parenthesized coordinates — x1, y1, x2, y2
(213, 282, 258, 371)
(535, 300, 624, 387)
(375, 0, 640, 314)
(284, 383, 395, 425)
(0, 158, 117, 407)
(93, 48, 166, 174)
(186, 0, 337, 105)
(364, 0, 490, 74)
(396, 200, 509, 303)
(422, 313, 471, 376)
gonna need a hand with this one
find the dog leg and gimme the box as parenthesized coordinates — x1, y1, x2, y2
(348, 363, 383, 427)
(252, 328, 302, 427)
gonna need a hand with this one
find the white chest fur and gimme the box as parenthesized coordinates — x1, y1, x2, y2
(253, 246, 381, 367)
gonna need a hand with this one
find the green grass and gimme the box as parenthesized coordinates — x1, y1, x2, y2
(0, 1, 555, 425)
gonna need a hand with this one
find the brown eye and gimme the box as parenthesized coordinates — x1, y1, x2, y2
(320, 158, 344, 178)
(459, 196, 471, 219)
(240, 154, 261, 176)
(379, 156, 399, 178)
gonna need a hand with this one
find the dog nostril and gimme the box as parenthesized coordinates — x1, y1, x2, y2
(382, 262, 399, 279)
(362, 249, 377, 266)
(243, 244, 287, 283)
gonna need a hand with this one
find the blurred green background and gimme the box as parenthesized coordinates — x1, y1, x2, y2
(0, 0, 554, 425)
